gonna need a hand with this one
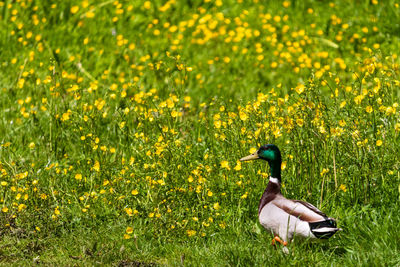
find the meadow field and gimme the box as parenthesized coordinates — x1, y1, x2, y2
(1, 0, 400, 265)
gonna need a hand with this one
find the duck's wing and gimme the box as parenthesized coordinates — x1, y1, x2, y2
(293, 200, 328, 219)
(272, 197, 327, 222)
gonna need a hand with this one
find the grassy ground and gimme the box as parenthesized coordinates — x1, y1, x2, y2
(1, 205, 399, 266)
(1, 0, 400, 265)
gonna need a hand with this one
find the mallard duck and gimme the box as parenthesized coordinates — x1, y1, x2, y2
(240, 144, 340, 248)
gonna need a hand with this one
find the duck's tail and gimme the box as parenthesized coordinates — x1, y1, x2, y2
(309, 218, 341, 239)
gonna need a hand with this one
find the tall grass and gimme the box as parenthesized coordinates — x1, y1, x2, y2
(0, 0, 400, 265)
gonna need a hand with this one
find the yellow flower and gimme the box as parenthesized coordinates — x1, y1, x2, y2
(213, 202, 220, 210)
(239, 110, 248, 121)
(70, 6, 79, 14)
(29, 142, 35, 149)
(354, 95, 364, 105)
(131, 189, 139, 195)
(124, 234, 131, 239)
(18, 204, 26, 211)
(315, 70, 324, 78)
(386, 106, 395, 115)
(367, 64, 375, 74)
(143, 1, 151, 9)
(220, 161, 230, 170)
(395, 123, 400, 132)
(339, 184, 347, 192)
(249, 147, 257, 154)
(365, 106, 373, 113)
(95, 99, 105, 110)
(171, 110, 179, 117)
(126, 227, 133, 234)
(2, 142, 11, 148)
(85, 11, 95, 18)
(54, 207, 60, 215)
(320, 168, 329, 176)
(2, 206, 8, 213)
(376, 140, 383, 146)
(281, 161, 287, 170)
(93, 161, 100, 172)
(61, 110, 71, 121)
(233, 161, 242, 171)
(186, 229, 196, 237)
(296, 118, 304, 127)
(125, 208, 133, 216)
(295, 84, 305, 94)
(75, 174, 82, 180)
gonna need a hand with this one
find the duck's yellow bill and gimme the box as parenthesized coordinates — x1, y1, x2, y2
(240, 152, 259, 161)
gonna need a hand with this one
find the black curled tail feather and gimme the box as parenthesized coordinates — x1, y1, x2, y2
(309, 219, 340, 239)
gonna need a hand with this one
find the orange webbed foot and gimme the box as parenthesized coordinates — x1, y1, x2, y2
(271, 236, 287, 247)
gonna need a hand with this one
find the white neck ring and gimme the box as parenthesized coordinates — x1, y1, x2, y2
(269, 177, 280, 184)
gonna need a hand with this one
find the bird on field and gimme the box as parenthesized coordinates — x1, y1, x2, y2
(240, 144, 340, 250)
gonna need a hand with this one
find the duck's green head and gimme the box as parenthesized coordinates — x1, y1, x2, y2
(240, 144, 282, 164)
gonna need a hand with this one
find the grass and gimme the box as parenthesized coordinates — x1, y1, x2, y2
(1, 0, 400, 265)
(1, 205, 399, 266)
